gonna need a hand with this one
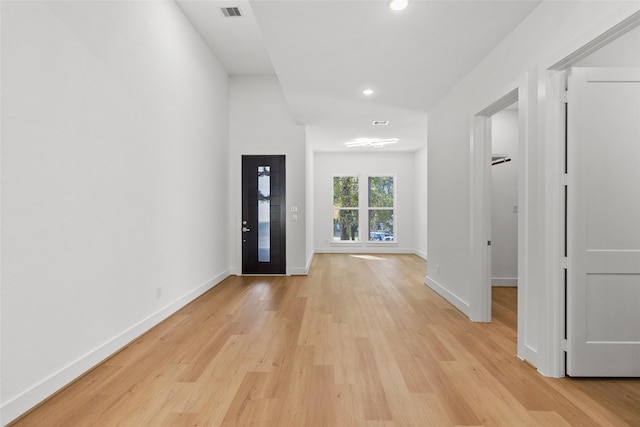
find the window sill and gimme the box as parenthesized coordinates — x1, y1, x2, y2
(329, 241, 362, 246)
(329, 241, 398, 246)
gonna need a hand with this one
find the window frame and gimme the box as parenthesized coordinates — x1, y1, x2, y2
(332, 175, 361, 243)
(330, 174, 398, 246)
(367, 174, 397, 244)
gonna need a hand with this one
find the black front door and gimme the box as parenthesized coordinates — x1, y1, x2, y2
(241, 155, 286, 274)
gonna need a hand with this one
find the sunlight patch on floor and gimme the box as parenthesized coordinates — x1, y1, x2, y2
(349, 254, 386, 261)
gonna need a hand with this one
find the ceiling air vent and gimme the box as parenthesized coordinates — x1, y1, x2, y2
(372, 120, 389, 126)
(221, 7, 242, 17)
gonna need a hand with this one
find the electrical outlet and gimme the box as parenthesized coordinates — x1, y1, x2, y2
(156, 287, 162, 298)
(436, 265, 440, 274)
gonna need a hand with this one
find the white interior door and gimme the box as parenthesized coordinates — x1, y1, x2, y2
(567, 67, 640, 377)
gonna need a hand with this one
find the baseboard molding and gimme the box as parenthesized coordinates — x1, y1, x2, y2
(424, 275, 470, 317)
(522, 343, 539, 371)
(1, 270, 230, 426)
(492, 277, 518, 287)
(287, 252, 315, 276)
(413, 249, 427, 260)
(306, 252, 315, 273)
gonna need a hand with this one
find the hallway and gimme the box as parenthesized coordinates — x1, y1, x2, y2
(12, 254, 640, 426)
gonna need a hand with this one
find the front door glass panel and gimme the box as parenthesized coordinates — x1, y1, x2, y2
(258, 166, 270, 262)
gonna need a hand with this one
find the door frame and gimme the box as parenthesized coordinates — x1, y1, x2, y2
(470, 85, 530, 364)
(466, 7, 640, 378)
(241, 155, 287, 275)
(543, 10, 640, 377)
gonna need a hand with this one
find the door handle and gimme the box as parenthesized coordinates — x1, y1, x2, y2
(242, 227, 251, 232)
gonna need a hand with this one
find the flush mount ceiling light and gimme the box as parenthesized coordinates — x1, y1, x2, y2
(388, 0, 408, 11)
(345, 138, 399, 148)
(362, 88, 375, 96)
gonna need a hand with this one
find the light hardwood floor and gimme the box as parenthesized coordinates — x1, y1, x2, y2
(11, 254, 640, 426)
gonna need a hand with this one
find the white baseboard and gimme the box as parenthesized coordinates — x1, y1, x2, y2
(306, 252, 315, 273)
(287, 252, 314, 275)
(1, 270, 230, 426)
(492, 277, 518, 287)
(413, 249, 427, 260)
(522, 343, 539, 370)
(424, 275, 470, 317)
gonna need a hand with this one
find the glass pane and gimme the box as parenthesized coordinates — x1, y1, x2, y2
(333, 176, 359, 207)
(333, 209, 359, 241)
(258, 166, 270, 262)
(368, 176, 394, 208)
(369, 210, 394, 241)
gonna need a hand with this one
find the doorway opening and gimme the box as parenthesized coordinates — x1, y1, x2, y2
(470, 87, 528, 360)
(489, 103, 520, 335)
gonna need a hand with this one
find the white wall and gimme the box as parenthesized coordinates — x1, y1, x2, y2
(228, 75, 307, 275)
(413, 146, 428, 260)
(576, 24, 640, 67)
(313, 152, 415, 253)
(305, 140, 315, 271)
(491, 110, 519, 286)
(1, 1, 230, 424)
(426, 0, 640, 374)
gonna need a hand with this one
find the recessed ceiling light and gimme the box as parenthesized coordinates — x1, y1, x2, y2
(362, 88, 375, 96)
(345, 138, 399, 148)
(388, 0, 408, 11)
(372, 121, 389, 126)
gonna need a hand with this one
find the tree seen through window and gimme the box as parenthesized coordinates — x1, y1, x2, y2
(333, 176, 359, 241)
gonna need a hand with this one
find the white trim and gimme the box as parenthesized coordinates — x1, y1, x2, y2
(331, 174, 360, 242)
(367, 174, 397, 242)
(425, 275, 470, 316)
(329, 240, 363, 246)
(516, 78, 531, 371)
(289, 267, 309, 275)
(549, 10, 640, 70)
(469, 114, 493, 322)
(470, 82, 530, 352)
(413, 249, 427, 261)
(476, 90, 519, 117)
(0, 270, 230, 425)
(305, 252, 315, 273)
(522, 344, 539, 368)
(492, 277, 518, 287)
(330, 241, 398, 247)
(539, 69, 567, 378)
(536, 8, 640, 378)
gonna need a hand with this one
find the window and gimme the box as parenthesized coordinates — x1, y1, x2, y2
(368, 176, 395, 241)
(332, 175, 396, 243)
(333, 176, 359, 241)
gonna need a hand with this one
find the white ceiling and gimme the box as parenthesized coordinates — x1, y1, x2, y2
(176, 0, 541, 152)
